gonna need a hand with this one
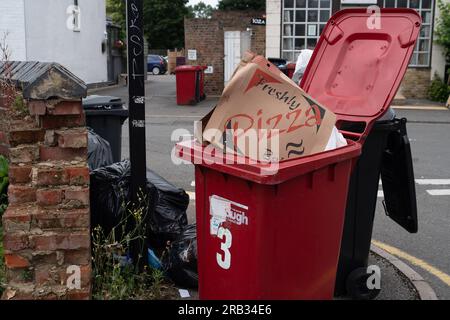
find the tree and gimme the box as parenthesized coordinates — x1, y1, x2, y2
(218, 0, 265, 11)
(435, 0, 450, 84)
(106, 0, 126, 39)
(143, 0, 189, 49)
(187, 1, 215, 19)
(106, 0, 189, 50)
(435, 0, 450, 60)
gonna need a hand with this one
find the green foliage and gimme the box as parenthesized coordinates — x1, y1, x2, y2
(106, 0, 189, 50)
(428, 74, 450, 102)
(92, 195, 175, 300)
(218, 0, 266, 11)
(435, 0, 450, 60)
(143, 0, 189, 49)
(0, 226, 5, 297)
(0, 156, 8, 195)
(187, 1, 215, 19)
(21, 269, 33, 282)
(12, 93, 28, 116)
(106, 0, 127, 40)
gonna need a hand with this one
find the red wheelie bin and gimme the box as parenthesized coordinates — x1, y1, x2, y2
(286, 63, 296, 79)
(175, 65, 207, 105)
(176, 8, 421, 300)
(176, 139, 362, 300)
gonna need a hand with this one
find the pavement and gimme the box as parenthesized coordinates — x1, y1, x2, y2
(92, 74, 449, 300)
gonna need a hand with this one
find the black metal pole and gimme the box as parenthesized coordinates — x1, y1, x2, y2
(126, 0, 147, 205)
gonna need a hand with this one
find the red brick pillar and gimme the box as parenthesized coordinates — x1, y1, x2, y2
(0, 62, 91, 300)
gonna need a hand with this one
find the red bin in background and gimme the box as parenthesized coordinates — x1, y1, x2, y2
(175, 65, 206, 106)
(286, 63, 296, 79)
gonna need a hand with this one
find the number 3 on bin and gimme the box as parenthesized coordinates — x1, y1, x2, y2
(216, 227, 232, 270)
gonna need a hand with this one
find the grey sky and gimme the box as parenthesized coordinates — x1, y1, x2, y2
(188, 0, 219, 7)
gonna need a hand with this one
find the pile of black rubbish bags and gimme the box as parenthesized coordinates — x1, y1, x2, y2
(88, 128, 198, 288)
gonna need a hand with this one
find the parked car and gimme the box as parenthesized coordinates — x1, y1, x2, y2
(147, 55, 167, 75)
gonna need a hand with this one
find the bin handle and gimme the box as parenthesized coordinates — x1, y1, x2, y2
(338, 130, 362, 140)
(336, 116, 376, 144)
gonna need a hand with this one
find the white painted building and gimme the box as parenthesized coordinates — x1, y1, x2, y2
(0, 0, 108, 85)
(266, 0, 448, 96)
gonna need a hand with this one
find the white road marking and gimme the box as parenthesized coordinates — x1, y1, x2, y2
(426, 189, 450, 196)
(392, 105, 449, 111)
(379, 179, 450, 187)
(416, 179, 450, 185)
(377, 191, 384, 198)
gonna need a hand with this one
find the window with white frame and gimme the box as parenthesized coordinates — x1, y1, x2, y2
(384, 0, 434, 67)
(282, 0, 332, 62)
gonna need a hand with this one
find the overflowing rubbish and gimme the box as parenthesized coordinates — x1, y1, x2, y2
(196, 52, 338, 163)
(162, 224, 198, 288)
(87, 128, 114, 171)
(90, 160, 158, 241)
(146, 170, 190, 248)
(292, 49, 314, 85)
(325, 127, 348, 151)
(90, 160, 190, 244)
(90, 159, 193, 282)
(179, 289, 191, 298)
(147, 248, 163, 270)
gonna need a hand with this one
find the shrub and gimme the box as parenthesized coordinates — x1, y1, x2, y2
(92, 196, 177, 300)
(428, 75, 450, 103)
(12, 93, 28, 116)
(0, 226, 5, 297)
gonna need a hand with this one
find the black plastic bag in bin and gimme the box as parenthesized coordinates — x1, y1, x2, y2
(90, 160, 159, 244)
(162, 224, 198, 288)
(90, 160, 190, 254)
(87, 128, 114, 171)
(146, 169, 189, 247)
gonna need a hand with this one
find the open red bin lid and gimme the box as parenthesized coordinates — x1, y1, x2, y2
(301, 9, 421, 136)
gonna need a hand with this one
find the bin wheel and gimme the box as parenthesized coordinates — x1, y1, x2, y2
(346, 267, 381, 300)
(152, 66, 161, 75)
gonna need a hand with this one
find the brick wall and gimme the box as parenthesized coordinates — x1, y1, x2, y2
(0, 62, 90, 300)
(185, 10, 266, 96)
(400, 68, 432, 99)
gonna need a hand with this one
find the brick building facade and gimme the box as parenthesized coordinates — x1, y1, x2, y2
(185, 10, 266, 96)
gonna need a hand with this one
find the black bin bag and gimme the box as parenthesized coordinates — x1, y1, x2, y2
(90, 160, 159, 267)
(90, 160, 190, 266)
(87, 128, 114, 171)
(146, 170, 189, 248)
(162, 224, 198, 288)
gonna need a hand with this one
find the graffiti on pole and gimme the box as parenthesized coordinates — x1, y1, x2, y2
(126, 0, 147, 202)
